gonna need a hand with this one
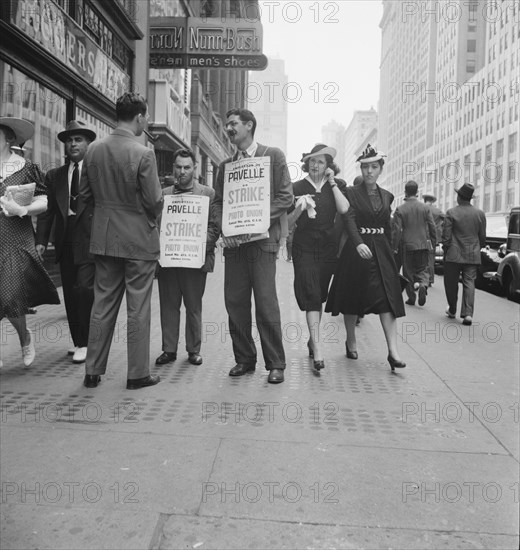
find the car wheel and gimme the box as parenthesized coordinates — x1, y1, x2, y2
(503, 269, 520, 302)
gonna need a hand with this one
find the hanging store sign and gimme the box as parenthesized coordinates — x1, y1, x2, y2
(11, 0, 130, 103)
(149, 17, 268, 70)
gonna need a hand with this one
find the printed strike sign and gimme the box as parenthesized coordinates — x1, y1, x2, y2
(222, 156, 270, 237)
(160, 195, 209, 268)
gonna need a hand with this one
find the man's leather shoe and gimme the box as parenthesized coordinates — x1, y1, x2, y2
(83, 374, 100, 388)
(462, 315, 473, 326)
(418, 285, 427, 306)
(155, 351, 177, 365)
(188, 353, 203, 365)
(126, 374, 160, 390)
(445, 307, 456, 319)
(229, 363, 256, 376)
(73, 347, 87, 364)
(268, 369, 284, 384)
(405, 298, 415, 305)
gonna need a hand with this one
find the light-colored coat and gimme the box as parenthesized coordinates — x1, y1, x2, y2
(79, 128, 163, 260)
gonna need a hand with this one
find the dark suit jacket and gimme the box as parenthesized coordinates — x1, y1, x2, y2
(36, 163, 93, 265)
(79, 128, 163, 260)
(214, 143, 293, 252)
(161, 182, 221, 272)
(428, 204, 445, 242)
(442, 203, 486, 264)
(393, 197, 436, 251)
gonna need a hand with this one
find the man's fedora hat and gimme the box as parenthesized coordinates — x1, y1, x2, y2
(0, 117, 34, 146)
(301, 143, 337, 162)
(356, 144, 387, 163)
(455, 183, 475, 201)
(422, 193, 437, 202)
(58, 120, 96, 143)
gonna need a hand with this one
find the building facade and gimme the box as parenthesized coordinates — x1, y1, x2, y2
(378, 0, 519, 212)
(247, 57, 288, 154)
(342, 108, 378, 185)
(149, 0, 259, 187)
(0, 0, 147, 168)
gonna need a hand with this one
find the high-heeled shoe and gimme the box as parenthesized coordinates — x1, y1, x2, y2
(387, 354, 406, 371)
(313, 359, 324, 371)
(345, 342, 358, 360)
(307, 340, 314, 358)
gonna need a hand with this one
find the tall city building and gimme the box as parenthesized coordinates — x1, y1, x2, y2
(343, 108, 378, 185)
(378, 0, 519, 212)
(378, 0, 438, 203)
(247, 57, 288, 154)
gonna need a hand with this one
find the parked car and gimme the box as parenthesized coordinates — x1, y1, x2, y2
(484, 207, 520, 302)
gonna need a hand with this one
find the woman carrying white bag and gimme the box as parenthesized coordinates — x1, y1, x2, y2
(0, 117, 59, 367)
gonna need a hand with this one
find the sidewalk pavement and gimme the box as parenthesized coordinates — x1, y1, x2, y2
(1, 246, 519, 549)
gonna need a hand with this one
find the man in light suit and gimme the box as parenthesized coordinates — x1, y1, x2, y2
(36, 121, 96, 364)
(155, 148, 220, 367)
(422, 193, 445, 286)
(79, 93, 163, 389)
(442, 183, 486, 325)
(214, 108, 293, 384)
(393, 180, 436, 306)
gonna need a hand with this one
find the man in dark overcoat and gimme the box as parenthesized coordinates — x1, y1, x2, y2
(442, 183, 486, 325)
(36, 121, 96, 364)
(393, 181, 436, 306)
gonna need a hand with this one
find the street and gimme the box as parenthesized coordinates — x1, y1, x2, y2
(1, 246, 519, 550)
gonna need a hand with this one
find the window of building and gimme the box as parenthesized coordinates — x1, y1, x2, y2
(509, 132, 518, 155)
(0, 61, 66, 168)
(485, 143, 493, 162)
(495, 190, 502, 212)
(497, 138, 504, 159)
(467, 39, 476, 53)
(483, 193, 491, 212)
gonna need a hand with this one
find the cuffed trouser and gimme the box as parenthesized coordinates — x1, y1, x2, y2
(86, 255, 155, 379)
(158, 267, 207, 354)
(443, 262, 478, 318)
(224, 242, 286, 370)
(60, 219, 94, 347)
(428, 250, 435, 284)
(403, 249, 430, 301)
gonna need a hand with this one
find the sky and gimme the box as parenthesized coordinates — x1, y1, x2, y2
(254, 0, 383, 165)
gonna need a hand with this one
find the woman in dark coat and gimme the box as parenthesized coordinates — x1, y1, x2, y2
(325, 145, 406, 371)
(288, 143, 349, 371)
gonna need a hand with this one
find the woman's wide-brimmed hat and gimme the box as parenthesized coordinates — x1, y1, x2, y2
(356, 144, 387, 163)
(0, 116, 34, 146)
(58, 120, 97, 143)
(301, 143, 337, 162)
(455, 183, 475, 201)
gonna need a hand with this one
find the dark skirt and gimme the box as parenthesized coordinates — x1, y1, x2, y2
(0, 215, 60, 319)
(325, 237, 405, 318)
(292, 233, 336, 311)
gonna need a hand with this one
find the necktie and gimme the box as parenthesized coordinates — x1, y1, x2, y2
(241, 151, 249, 159)
(70, 162, 79, 213)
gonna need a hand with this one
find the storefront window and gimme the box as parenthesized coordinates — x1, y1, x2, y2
(0, 61, 66, 170)
(76, 106, 114, 141)
(150, 0, 185, 17)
